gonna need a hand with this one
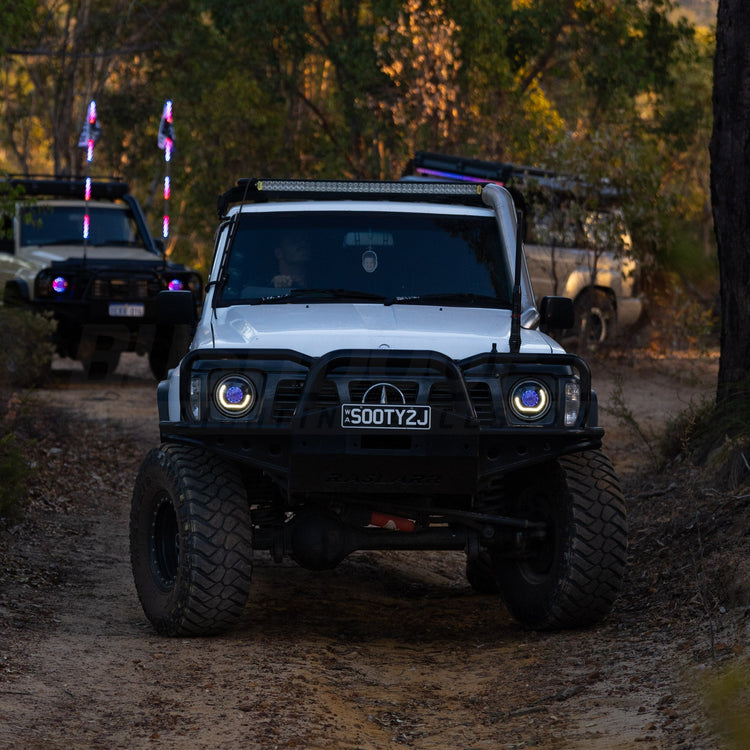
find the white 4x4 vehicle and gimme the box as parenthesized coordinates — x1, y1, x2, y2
(405, 152, 643, 346)
(0, 177, 202, 378)
(130, 178, 627, 637)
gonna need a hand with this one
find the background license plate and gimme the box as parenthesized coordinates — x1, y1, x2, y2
(341, 404, 431, 429)
(109, 303, 145, 317)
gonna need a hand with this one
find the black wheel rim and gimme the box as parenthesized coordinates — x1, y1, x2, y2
(517, 495, 557, 582)
(150, 492, 179, 589)
(584, 308, 606, 343)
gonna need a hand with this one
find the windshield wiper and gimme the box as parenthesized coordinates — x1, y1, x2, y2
(252, 288, 388, 304)
(384, 293, 506, 307)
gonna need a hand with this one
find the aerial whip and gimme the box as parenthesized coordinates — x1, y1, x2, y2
(77, 100, 101, 264)
(157, 100, 175, 245)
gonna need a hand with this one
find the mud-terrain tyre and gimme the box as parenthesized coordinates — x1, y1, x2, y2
(575, 289, 616, 346)
(130, 443, 253, 636)
(494, 450, 627, 630)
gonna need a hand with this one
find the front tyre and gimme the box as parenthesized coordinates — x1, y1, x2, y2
(495, 450, 627, 630)
(130, 444, 252, 636)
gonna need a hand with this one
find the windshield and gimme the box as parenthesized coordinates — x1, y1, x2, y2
(19, 205, 149, 249)
(218, 210, 512, 307)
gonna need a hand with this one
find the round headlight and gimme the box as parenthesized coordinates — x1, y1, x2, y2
(52, 276, 68, 294)
(168, 278, 184, 291)
(509, 380, 551, 421)
(214, 374, 256, 417)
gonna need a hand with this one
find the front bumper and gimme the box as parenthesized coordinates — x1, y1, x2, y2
(30, 297, 167, 355)
(159, 348, 603, 496)
(30, 259, 201, 352)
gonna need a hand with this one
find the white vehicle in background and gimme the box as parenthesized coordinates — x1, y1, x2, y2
(129, 177, 627, 638)
(0, 177, 202, 378)
(404, 152, 644, 346)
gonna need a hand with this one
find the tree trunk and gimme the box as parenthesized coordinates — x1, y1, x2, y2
(710, 0, 750, 405)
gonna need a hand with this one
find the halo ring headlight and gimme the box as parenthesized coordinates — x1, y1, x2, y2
(510, 380, 551, 421)
(214, 374, 256, 418)
(52, 276, 68, 294)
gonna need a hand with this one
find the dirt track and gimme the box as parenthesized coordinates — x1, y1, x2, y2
(1, 351, 746, 749)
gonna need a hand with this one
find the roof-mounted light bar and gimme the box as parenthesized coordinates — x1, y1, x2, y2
(254, 178, 482, 195)
(218, 178, 485, 216)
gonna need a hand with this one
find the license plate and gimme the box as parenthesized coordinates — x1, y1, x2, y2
(108, 303, 145, 318)
(341, 404, 431, 429)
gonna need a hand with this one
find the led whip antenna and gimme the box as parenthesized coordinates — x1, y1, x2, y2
(77, 100, 101, 266)
(157, 100, 175, 254)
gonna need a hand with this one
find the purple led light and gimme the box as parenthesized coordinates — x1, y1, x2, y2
(83, 214, 90, 240)
(86, 103, 97, 163)
(168, 278, 183, 291)
(520, 388, 541, 408)
(164, 100, 173, 162)
(415, 167, 504, 185)
(52, 276, 68, 294)
(225, 385, 245, 405)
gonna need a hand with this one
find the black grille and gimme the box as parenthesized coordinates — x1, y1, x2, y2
(90, 275, 160, 300)
(271, 378, 339, 423)
(271, 377, 496, 425)
(468, 382, 495, 424)
(272, 379, 304, 422)
(428, 382, 455, 409)
(315, 380, 340, 407)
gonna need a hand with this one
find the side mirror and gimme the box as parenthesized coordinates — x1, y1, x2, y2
(539, 295, 574, 332)
(155, 289, 197, 325)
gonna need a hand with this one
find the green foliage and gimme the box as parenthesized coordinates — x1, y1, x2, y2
(0, 0, 37, 54)
(662, 221, 718, 285)
(0, 0, 718, 290)
(0, 307, 56, 388)
(0, 178, 28, 237)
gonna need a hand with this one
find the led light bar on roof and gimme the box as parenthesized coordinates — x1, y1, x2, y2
(254, 178, 482, 196)
(218, 178, 488, 215)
